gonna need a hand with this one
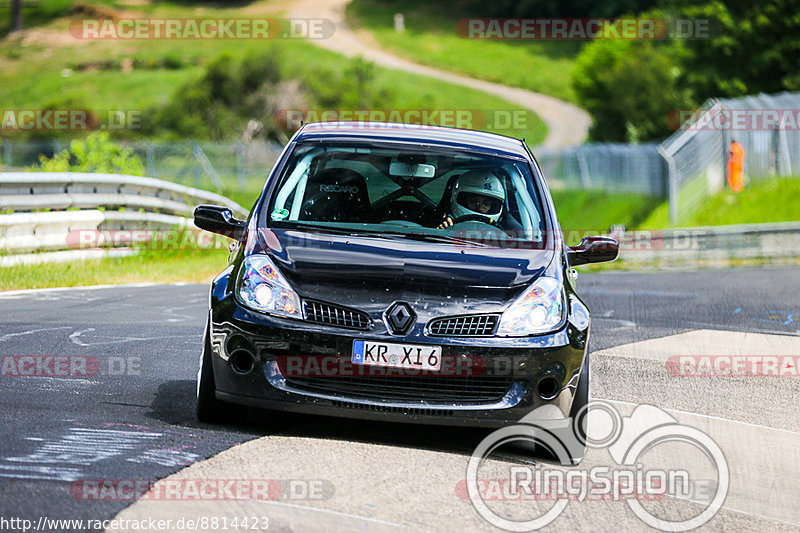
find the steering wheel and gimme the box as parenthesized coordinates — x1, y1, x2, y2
(382, 220, 423, 227)
(450, 214, 497, 226)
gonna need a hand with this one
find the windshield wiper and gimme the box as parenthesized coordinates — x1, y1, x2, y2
(402, 232, 490, 247)
(273, 222, 491, 246)
(273, 222, 405, 240)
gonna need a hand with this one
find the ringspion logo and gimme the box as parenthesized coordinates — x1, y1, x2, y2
(465, 401, 729, 531)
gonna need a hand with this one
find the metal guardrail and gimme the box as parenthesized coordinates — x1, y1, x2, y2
(0, 172, 247, 217)
(1, 172, 796, 267)
(613, 221, 800, 265)
(0, 172, 248, 262)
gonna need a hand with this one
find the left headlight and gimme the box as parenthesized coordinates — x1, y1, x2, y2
(236, 254, 302, 319)
(497, 277, 566, 336)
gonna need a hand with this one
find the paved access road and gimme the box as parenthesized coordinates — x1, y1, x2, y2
(0, 268, 797, 532)
(288, 0, 591, 149)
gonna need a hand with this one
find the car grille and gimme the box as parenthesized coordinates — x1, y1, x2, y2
(331, 400, 455, 417)
(427, 314, 499, 337)
(303, 300, 371, 330)
(282, 374, 515, 403)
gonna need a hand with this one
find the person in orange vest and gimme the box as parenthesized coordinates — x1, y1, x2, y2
(727, 140, 745, 193)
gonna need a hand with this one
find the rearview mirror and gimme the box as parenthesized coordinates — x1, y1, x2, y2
(567, 236, 618, 266)
(194, 205, 246, 241)
(389, 161, 436, 178)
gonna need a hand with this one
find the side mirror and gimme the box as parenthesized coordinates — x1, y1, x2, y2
(194, 205, 246, 241)
(567, 236, 618, 266)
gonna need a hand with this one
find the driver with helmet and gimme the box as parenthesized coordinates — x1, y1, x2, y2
(437, 169, 511, 229)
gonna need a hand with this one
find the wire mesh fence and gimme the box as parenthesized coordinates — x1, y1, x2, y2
(0, 139, 284, 194)
(536, 143, 668, 197)
(3, 90, 798, 226)
(4, 137, 668, 199)
(661, 91, 800, 224)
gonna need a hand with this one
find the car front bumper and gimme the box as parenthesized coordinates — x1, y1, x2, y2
(208, 273, 590, 428)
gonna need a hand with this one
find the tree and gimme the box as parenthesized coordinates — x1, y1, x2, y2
(11, 0, 23, 31)
(672, 0, 800, 99)
(572, 36, 691, 142)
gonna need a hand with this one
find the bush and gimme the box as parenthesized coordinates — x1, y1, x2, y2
(572, 32, 691, 142)
(37, 131, 145, 175)
(148, 49, 289, 141)
(305, 57, 392, 109)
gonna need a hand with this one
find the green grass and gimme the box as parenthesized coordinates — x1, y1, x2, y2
(0, 0, 117, 36)
(0, 248, 229, 291)
(550, 190, 662, 242)
(346, 0, 582, 102)
(640, 177, 800, 228)
(0, 3, 546, 144)
(223, 182, 265, 213)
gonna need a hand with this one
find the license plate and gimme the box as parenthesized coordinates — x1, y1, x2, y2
(352, 340, 442, 371)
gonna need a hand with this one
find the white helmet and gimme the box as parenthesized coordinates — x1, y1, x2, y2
(450, 170, 505, 221)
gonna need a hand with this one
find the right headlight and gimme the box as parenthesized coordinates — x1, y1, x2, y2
(236, 254, 302, 319)
(497, 277, 565, 336)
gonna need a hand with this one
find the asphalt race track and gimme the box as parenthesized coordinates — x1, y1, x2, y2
(0, 267, 798, 532)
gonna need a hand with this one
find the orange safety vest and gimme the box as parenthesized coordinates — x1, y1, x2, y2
(727, 141, 744, 192)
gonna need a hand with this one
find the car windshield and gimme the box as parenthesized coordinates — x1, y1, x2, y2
(265, 140, 546, 247)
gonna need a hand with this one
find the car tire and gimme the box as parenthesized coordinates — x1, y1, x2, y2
(566, 352, 590, 464)
(196, 319, 230, 423)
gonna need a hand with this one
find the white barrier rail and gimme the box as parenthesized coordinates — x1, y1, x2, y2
(613, 221, 800, 265)
(0, 172, 248, 262)
(0, 172, 247, 217)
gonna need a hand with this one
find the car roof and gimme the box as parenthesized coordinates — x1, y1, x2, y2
(294, 122, 531, 159)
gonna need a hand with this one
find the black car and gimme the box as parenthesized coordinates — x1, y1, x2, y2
(194, 122, 617, 460)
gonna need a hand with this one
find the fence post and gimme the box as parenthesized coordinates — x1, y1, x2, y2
(192, 143, 201, 186)
(658, 144, 678, 225)
(146, 142, 155, 177)
(2, 139, 10, 170)
(236, 143, 246, 191)
(776, 118, 792, 177)
(576, 150, 591, 188)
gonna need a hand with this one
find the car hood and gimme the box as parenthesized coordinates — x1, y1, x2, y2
(248, 228, 556, 314)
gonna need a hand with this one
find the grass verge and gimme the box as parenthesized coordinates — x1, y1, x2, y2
(551, 190, 662, 238)
(640, 177, 800, 228)
(0, 248, 229, 291)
